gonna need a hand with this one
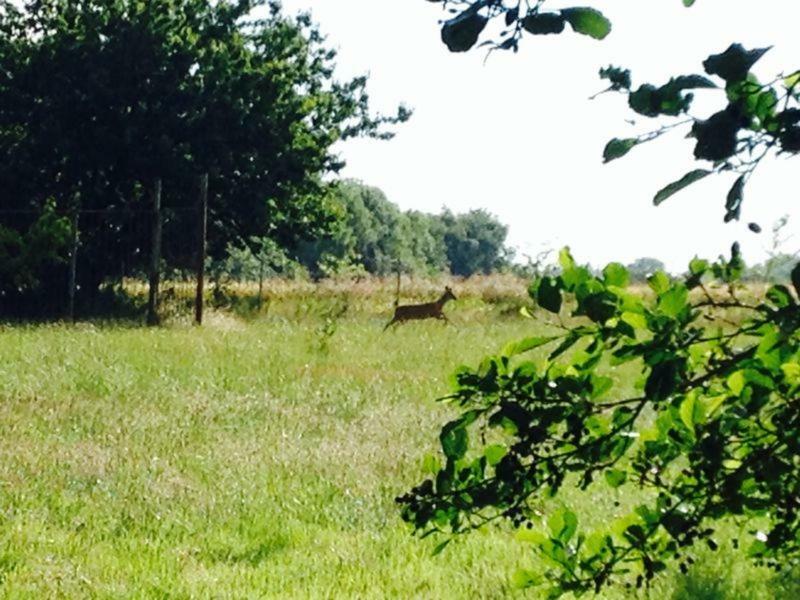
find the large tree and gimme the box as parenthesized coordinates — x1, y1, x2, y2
(0, 0, 407, 315)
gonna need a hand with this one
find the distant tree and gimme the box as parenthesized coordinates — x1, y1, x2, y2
(406, 210, 449, 275)
(626, 257, 668, 282)
(295, 181, 510, 278)
(442, 209, 511, 277)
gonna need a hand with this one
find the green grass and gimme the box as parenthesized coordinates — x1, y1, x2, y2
(0, 303, 798, 598)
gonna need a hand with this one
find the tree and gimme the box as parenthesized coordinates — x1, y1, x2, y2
(627, 257, 668, 283)
(400, 1, 800, 596)
(293, 181, 509, 277)
(0, 0, 407, 315)
(441, 209, 511, 277)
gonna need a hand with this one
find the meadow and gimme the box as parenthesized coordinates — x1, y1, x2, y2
(0, 278, 797, 598)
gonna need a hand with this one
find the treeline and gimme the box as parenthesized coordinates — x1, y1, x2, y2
(211, 180, 513, 282)
(292, 180, 512, 278)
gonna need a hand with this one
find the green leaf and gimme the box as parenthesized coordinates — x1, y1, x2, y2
(440, 423, 468, 460)
(629, 84, 659, 117)
(653, 169, 712, 205)
(559, 247, 576, 271)
(561, 7, 612, 40)
(422, 454, 441, 475)
(603, 262, 630, 287)
(432, 538, 452, 555)
(672, 74, 717, 90)
(692, 109, 740, 161)
(537, 277, 562, 313)
(680, 392, 705, 431)
(766, 285, 795, 308)
(503, 336, 558, 357)
(522, 12, 565, 35)
(603, 138, 638, 163)
(512, 569, 542, 589)
(725, 175, 745, 222)
(728, 370, 746, 395)
(703, 44, 771, 83)
(581, 292, 618, 323)
(621, 311, 648, 330)
(605, 468, 627, 488)
(657, 285, 689, 319)
(548, 508, 578, 542)
(441, 8, 488, 52)
(683, 0, 696, 6)
(647, 271, 670, 295)
(485, 444, 507, 466)
(689, 257, 709, 275)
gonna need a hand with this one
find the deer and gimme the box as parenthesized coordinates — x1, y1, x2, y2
(383, 286, 457, 330)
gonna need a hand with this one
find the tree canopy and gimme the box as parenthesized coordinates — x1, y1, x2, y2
(0, 0, 407, 315)
(293, 180, 511, 278)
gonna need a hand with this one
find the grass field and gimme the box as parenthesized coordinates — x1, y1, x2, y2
(0, 288, 798, 598)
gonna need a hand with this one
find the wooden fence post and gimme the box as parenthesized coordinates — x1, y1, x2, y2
(195, 173, 208, 325)
(67, 209, 79, 322)
(147, 178, 162, 326)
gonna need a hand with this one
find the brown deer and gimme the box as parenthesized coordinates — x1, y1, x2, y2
(383, 286, 457, 330)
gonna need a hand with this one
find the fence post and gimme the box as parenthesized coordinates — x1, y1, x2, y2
(67, 208, 79, 322)
(195, 173, 208, 325)
(147, 178, 162, 326)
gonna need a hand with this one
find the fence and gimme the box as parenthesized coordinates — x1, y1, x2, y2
(0, 174, 210, 324)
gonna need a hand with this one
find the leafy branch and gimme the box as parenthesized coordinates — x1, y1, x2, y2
(598, 46, 800, 224)
(398, 246, 800, 596)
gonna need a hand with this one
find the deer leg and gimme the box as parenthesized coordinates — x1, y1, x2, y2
(383, 318, 398, 331)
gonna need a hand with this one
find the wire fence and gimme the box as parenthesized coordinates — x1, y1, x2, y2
(0, 176, 209, 323)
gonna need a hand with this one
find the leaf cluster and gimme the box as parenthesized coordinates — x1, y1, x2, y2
(600, 44, 800, 223)
(398, 246, 800, 596)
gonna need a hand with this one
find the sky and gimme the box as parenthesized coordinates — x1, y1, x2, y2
(278, 0, 799, 272)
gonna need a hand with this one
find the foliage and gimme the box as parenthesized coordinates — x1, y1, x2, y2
(0, 200, 72, 314)
(599, 46, 800, 223)
(209, 237, 305, 283)
(0, 0, 407, 314)
(429, 1, 687, 54)
(441, 208, 512, 277)
(627, 257, 668, 283)
(427, 1, 798, 223)
(399, 246, 800, 596)
(294, 180, 511, 278)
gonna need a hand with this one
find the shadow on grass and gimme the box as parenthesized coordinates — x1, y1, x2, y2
(670, 563, 800, 600)
(671, 570, 727, 600)
(202, 534, 292, 567)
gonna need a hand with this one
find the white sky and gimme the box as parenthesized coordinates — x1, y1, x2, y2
(279, 0, 799, 272)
